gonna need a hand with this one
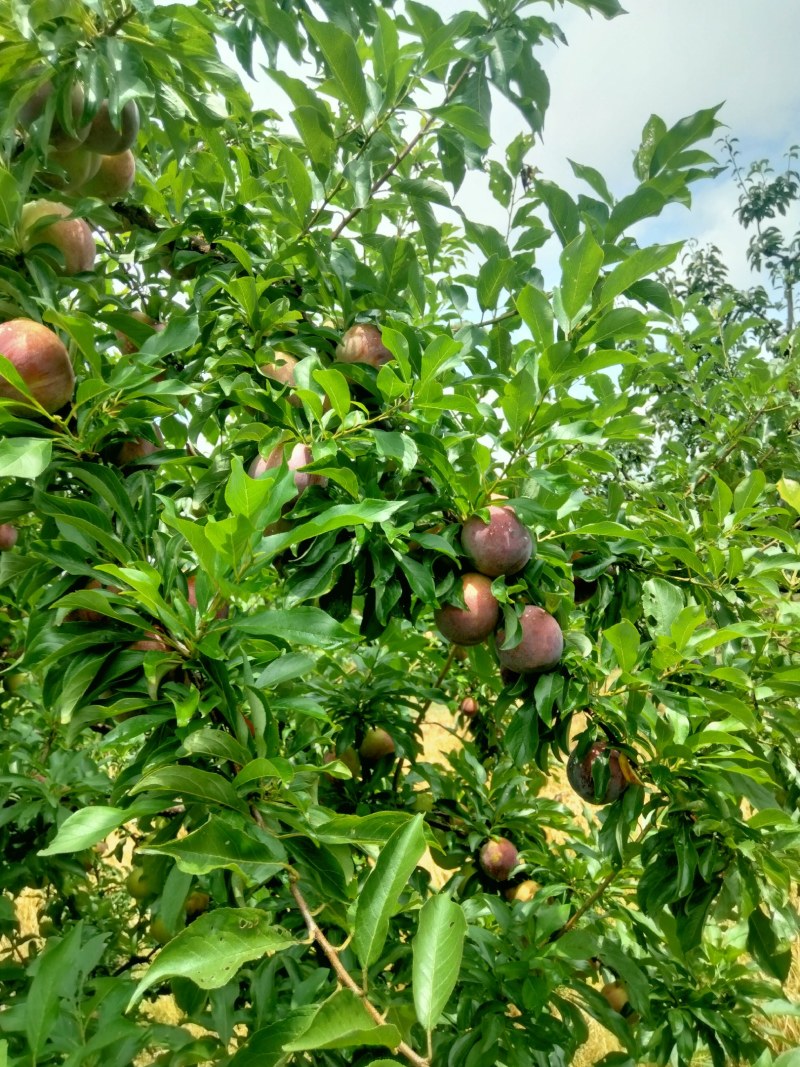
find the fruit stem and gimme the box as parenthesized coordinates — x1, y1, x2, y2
(289, 875, 429, 1067)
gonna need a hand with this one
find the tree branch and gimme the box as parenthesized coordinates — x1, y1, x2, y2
(331, 63, 475, 241)
(289, 876, 429, 1067)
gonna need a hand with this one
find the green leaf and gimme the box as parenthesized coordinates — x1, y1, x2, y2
(314, 367, 350, 420)
(234, 607, 353, 648)
(558, 229, 604, 323)
(303, 16, 368, 122)
(262, 500, 405, 554)
(649, 105, 722, 177)
(38, 806, 132, 856)
(747, 907, 792, 983)
(599, 242, 683, 308)
(142, 816, 286, 883)
(516, 283, 554, 350)
(283, 988, 402, 1052)
(568, 158, 614, 205)
(607, 185, 666, 241)
(477, 254, 513, 311)
(432, 104, 491, 150)
(127, 908, 296, 1009)
(315, 812, 419, 845)
(0, 436, 52, 478)
(0, 169, 21, 231)
(354, 813, 426, 970)
(130, 766, 249, 814)
(228, 1012, 318, 1067)
(412, 895, 466, 1032)
(603, 620, 640, 672)
(26, 924, 84, 1057)
(777, 476, 800, 514)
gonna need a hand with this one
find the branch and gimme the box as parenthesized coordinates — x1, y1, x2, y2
(331, 63, 475, 241)
(289, 877, 429, 1067)
(547, 867, 621, 944)
(105, 6, 135, 35)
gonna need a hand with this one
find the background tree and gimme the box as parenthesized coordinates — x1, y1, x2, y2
(1, 3, 800, 1067)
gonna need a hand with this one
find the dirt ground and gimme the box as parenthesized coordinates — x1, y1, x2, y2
(5, 703, 799, 1065)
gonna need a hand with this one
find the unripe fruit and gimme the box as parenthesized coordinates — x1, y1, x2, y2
(83, 100, 140, 154)
(0, 524, 18, 550)
(82, 150, 135, 200)
(126, 865, 156, 900)
(505, 879, 538, 903)
(566, 740, 630, 805)
(19, 80, 90, 150)
(412, 790, 434, 813)
(41, 147, 101, 193)
(359, 727, 395, 761)
(459, 696, 479, 717)
(20, 200, 95, 275)
(0, 318, 75, 413)
(336, 323, 393, 368)
(435, 573, 499, 646)
(149, 917, 173, 945)
(462, 506, 533, 577)
(249, 442, 328, 495)
(497, 605, 563, 674)
(479, 837, 518, 881)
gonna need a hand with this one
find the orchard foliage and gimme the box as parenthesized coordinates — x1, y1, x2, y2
(1, 2, 800, 1066)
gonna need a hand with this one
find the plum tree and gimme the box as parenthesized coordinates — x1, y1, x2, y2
(20, 200, 96, 274)
(566, 740, 631, 805)
(461, 505, 533, 577)
(497, 605, 563, 674)
(435, 573, 499, 645)
(81, 150, 135, 199)
(359, 727, 395, 761)
(0, 318, 75, 413)
(478, 837, 518, 881)
(0, 524, 18, 550)
(83, 100, 139, 154)
(249, 441, 328, 494)
(335, 323, 393, 367)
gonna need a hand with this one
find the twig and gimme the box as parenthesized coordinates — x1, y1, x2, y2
(105, 6, 135, 35)
(547, 867, 621, 944)
(331, 64, 474, 240)
(289, 876, 429, 1067)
